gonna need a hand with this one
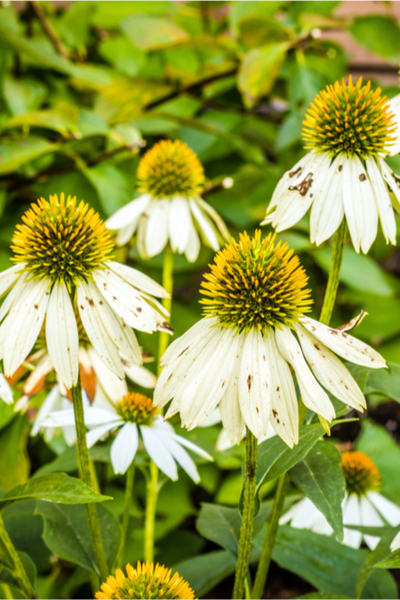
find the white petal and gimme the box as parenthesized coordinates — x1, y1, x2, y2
(310, 156, 344, 246)
(145, 199, 169, 257)
(368, 492, 400, 526)
(360, 496, 383, 550)
(301, 316, 386, 369)
(199, 408, 222, 428)
(195, 197, 230, 241)
(219, 336, 245, 446)
(343, 494, 362, 548)
(184, 219, 201, 263)
(157, 431, 200, 482)
(23, 353, 53, 396)
(166, 432, 213, 461)
(77, 281, 124, 377)
(31, 385, 61, 436)
(106, 261, 169, 299)
(105, 194, 151, 230)
(115, 221, 138, 246)
(140, 425, 178, 480)
(238, 329, 270, 439)
(366, 157, 396, 245)
(379, 160, 400, 212)
(189, 198, 219, 251)
(169, 197, 191, 253)
(0, 271, 28, 323)
(275, 325, 335, 421)
(110, 422, 139, 474)
(0, 264, 25, 299)
(391, 530, 400, 551)
(88, 347, 127, 402)
(46, 281, 79, 390)
(93, 269, 158, 333)
(122, 359, 156, 389)
(86, 422, 119, 448)
(294, 323, 366, 412)
(0, 374, 12, 404)
(265, 330, 298, 447)
(161, 317, 217, 366)
(3, 278, 50, 377)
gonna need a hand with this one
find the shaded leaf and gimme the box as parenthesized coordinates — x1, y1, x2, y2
(173, 550, 236, 598)
(238, 42, 288, 108)
(0, 416, 30, 491)
(120, 14, 188, 51)
(0, 137, 59, 175)
(350, 16, 400, 63)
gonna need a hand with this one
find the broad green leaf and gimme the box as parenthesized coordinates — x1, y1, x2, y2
(289, 441, 345, 541)
(256, 422, 324, 491)
(0, 416, 30, 491)
(196, 504, 241, 555)
(238, 42, 288, 108)
(99, 36, 145, 77)
(82, 163, 133, 216)
(35, 501, 120, 573)
(350, 16, 400, 63)
(92, 1, 172, 28)
(229, 1, 284, 34)
(0, 137, 59, 175)
(364, 362, 400, 403)
(0, 550, 37, 597)
(355, 530, 398, 598)
(3, 106, 79, 136)
(120, 14, 188, 51)
(0, 473, 111, 509)
(173, 550, 236, 597)
(313, 247, 395, 297)
(3, 75, 47, 116)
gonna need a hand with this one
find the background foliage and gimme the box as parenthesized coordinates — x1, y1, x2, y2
(1, 1, 400, 598)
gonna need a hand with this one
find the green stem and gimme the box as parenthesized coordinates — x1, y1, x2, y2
(0, 514, 36, 599)
(157, 245, 174, 374)
(232, 429, 258, 600)
(71, 378, 108, 584)
(251, 474, 290, 599)
(144, 461, 159, 563)
(319, 220, 347, 325)
(118, 462, 135, 568)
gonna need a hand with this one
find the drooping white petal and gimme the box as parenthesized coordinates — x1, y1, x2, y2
(391, 530, 400, 552)
(77, 281, 124, 378)
(88, 347, 127, 402)
(31, 385, 61, 436)
(219, 335, 246, 446)
(0, 264, 25, 299)
(300, 316, 386, 369)
(42, 406, 120, 428)
(368, 491, 400, 526)
(265, 330, 298, 447)
(184, 219, 201, 263)
(145, 199, 169, 258)
(106, 261, 169, 299)
(140, 425, 178, 480)
(360, 496, 383, 550)
(342, 494, 362, 548)
(161, 317, 217, 366)
(238, 329, 270, 439)
(379, 159, 400, 212)
(115, 221, 138, 246)
(310, 156, 344, 246)
(366, 157, 396, 245)
(110, 422, 139, 474)
(342, 155, 378, 254)
(86, 421, 120, 448)
(93, 269, 158, 334)
(122, 359, 156, 389)
(189, 199, 219, 251)
(157, 431, 200, 482)
(0, 271, 28, 323)
(195, 197, 230, 241)
(3, 278, 50, 377)
(165, 431, 213, 461)
(169, 197, 191, 253)
(275, 325, 335, 421)
(294, 323, 366, 412)
(46, 281, 79, 390)
(105, 194, 151, 230)
(0, 374, 12, 404)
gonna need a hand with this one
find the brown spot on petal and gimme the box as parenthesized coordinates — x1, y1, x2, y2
(247, 374, 252, 391)
(359, 173, 367, 182)
(272, 409, 278, 418)
(34, 304, 38, 309)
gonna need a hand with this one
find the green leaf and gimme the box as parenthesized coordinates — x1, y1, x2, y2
(0, 416, 30, 491)
(256, 422, 324, 492)
(173, 550, 236, 598)
(120, 14, 188, 51)
(3, 75, 47, 116)
(313, 247, 395, 297)
(355, 531, 397, 598)
(35, 501, 120, 573)
(289, 441, 345, 541)
(364, 362, 400, 403)
(0, 473, 112, 510)
(0, 137, 59, 175)
(349, 16, 400, 63)
(3, 106, 79, 136)
(0, 550, 37, 597)
(82, 163, 133, 217)
(238, 42, 288, 108)
(229, 1, 285, 35)
(196, 504, 241, 555)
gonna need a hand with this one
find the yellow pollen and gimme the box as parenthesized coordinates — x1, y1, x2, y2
(200, 230, 312, 332)
(95, 561, 196, 600)
(137, 140, 205, 199)
(115, 392, 158, 426)
(11, 193, 114, 291)
(341, 451, 381, 496)
(302, 75, 396, 158)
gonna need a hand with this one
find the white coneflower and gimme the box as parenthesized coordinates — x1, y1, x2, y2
(42, 392, 212, 479)
(262, 76, 400, 253)
(0, 374, 13, 404)
(391, 530, 400, 552)
(0, 193, 171, 391)
(281, 451, 400, 550)
(105, 140, 229, 262)
(200, 407, 275, 451)
(154, 231, 386, 447)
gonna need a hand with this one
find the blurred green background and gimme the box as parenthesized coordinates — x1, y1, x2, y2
(2, 2, 400, 598)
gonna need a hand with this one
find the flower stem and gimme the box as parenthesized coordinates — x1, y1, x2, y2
(319, 220, 347, 325)
(251, 474, 290, 599)
(0, 514, 36, 598)
(117, 462, 135, 568)
(144, 460, 159, 563)
(71, 378, 108, 583)
(232, 428, 258, 600)
(157, 245, 174, 374)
